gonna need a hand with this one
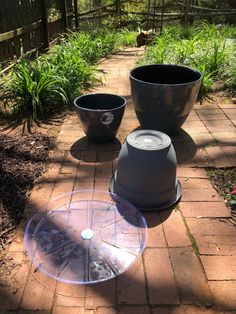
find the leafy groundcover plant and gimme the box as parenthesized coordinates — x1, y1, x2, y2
(138, 22, 236, 97)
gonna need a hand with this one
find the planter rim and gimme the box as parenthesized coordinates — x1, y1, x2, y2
(129, 63, 202, 87)
(74, 93, 126, 112)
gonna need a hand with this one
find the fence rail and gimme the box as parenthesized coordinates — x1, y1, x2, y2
(0, 0, 74, 70)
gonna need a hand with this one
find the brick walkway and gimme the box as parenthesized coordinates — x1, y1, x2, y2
(2, 48, 236, 313)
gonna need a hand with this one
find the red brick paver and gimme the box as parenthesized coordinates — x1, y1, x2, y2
(200, 256, 236, 280)
(2, 47, 236, 313)
(117, 260, 148, 305)
(169, 248, 213, 305)
(179, 201, 231, 218)
(160, 210, 191, 247)
(144, 248, 180, 305)
(208, 281, 236, 310)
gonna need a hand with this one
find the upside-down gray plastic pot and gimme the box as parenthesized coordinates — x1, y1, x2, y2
(129, 64, 202, 135)
(110, 129, 182, 210)
(74, 93, 126, 143)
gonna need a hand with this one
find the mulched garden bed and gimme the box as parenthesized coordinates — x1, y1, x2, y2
(207, 168, 236, 225)
(0, 133, 56, 250)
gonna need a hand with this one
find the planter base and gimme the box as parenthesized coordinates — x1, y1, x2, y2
(136, 111, 188, 135)
(86, 133, 116, 143)
(110, 175, 182, 211)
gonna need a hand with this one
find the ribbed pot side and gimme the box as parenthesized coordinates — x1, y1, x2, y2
(129, 64, 202, 135)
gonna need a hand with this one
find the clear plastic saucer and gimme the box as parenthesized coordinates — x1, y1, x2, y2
(24, 190, 147, 284)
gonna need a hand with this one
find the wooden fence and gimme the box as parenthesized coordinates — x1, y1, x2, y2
(0, 0, 74, 70)
(77, 0, 236, 31)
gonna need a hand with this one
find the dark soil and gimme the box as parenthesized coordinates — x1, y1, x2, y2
(0, 133, 56, 250)
(207, 168, 236, 224)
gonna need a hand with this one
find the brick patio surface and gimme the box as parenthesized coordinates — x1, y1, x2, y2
(2, 48, 236, 314)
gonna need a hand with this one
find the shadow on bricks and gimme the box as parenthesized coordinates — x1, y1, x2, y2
(171, 129, 197, 165)
(70, 138, 121, 161)
(143, 207, 173, 228)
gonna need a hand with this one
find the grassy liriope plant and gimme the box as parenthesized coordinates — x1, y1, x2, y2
(138, 23, 236, 97)
(0, 29, 137, 121)
(0, 57, 68, 120)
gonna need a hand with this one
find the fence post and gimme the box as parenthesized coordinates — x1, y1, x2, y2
(115, 0, 121, 15)
(61, 0, 69, 31)
(147, 0, 151, 30)
(74, 0, 79, 28)
(160, 0, 165, 35)
(40, 0, 49, 50)
(182, 0, 192, 25)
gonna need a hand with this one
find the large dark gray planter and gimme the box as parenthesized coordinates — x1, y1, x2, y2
(74, 93, 126, 143)
(110, 129, 182, 210)
(129, 64, 202, 135)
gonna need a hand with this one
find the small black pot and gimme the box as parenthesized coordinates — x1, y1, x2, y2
(74, 93, 126, 143)
(129, 64, 202, 135)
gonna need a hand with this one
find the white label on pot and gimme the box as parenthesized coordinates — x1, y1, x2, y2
(100, 112, 114, 125)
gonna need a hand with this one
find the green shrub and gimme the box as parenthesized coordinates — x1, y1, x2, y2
(117, 29, 137, 47)
(53, 30, 118, 64)
(47, 41, 96, 100)
(0, 29, 137, 120)
(138, 23, 236, 97)
(0, 58, 68, 120)
(0, 31, 112, 120)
